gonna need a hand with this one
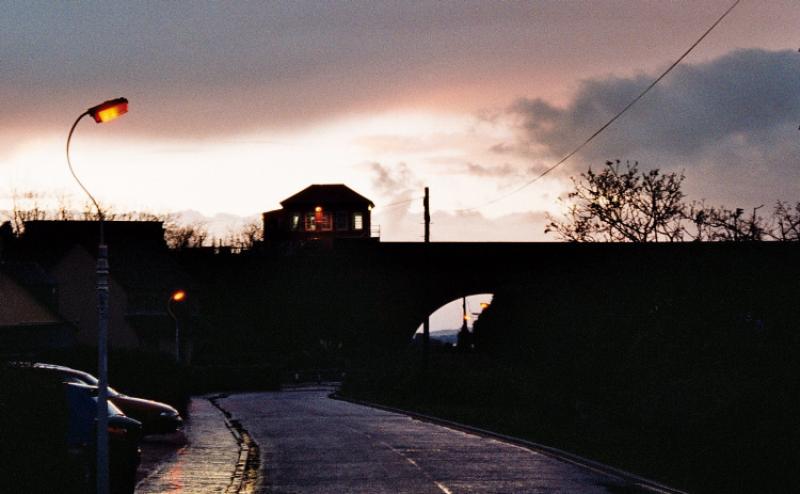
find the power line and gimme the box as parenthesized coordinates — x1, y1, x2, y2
(374, 196, 423, 210)
(460, 0, 742, 213)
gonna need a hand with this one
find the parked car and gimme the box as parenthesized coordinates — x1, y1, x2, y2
(0, 368, 142, 494)
(64, 382, 143, 494)
(15, 363, 183, 435)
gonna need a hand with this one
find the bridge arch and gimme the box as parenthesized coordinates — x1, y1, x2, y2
(413, 292, 494, 346)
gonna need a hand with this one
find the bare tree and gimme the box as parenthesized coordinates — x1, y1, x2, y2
(115, 210, 164, 222)
(224, 221, 262, 251)
(55, 193, 75, 221)
(545, 160, 686, 242)
(687, 204, 769, 241)
(770, 201, 800, 241)
(5, 190, 228, 249)
(164, 217, 209, 249)
(10, 190, 48, 233)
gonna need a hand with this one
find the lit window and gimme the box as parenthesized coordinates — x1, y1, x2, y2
(304, 212, 316, 231)
(335, 211, 348, 231)
(353, 212, 363, 230)
(291, 213, 301, 231)
(319, 212, 333, 231)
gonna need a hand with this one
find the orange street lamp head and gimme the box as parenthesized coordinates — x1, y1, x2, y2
(88, 97, 129, 124)
(171, 290, 186, 302)
(314, 206, 323, 213)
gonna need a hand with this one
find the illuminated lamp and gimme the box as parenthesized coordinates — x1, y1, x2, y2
(88, 97, 129, 124)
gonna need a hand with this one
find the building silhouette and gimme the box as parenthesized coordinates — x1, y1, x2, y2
(262, 184, 377, 247)
(2, 220, 194, 358)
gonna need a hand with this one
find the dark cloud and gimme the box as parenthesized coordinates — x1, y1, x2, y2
(464, 162, 517, 177)
(489, 143, 514, 155)
(7, 2, 798, 142)
(0, 2, 541, 139)
(510, 49, 800, 205)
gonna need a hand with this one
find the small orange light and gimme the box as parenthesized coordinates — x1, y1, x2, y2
(171, 290, 186, 302)
(464, 314, 470, 321)
(314, 206, 322, 212)
(107, 425, 127, 438)
(88, 97, 129, 124)
(480, 302, 490, 310)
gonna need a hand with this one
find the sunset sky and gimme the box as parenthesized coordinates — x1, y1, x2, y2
(2, 1, 798, 241)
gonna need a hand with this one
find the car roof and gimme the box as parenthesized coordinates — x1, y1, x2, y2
(32, 363, 99, 385)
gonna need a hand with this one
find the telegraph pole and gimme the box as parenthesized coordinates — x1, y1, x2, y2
(424, 187, 430, 243)
(457, 295, 470, 351)
(422, 187, 431, 369)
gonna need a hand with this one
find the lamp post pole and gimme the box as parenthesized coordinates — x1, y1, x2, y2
(66, 97, 128, 494)
(167, 290, 186, 364)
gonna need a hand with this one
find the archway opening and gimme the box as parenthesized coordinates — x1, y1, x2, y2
(414, 293, 494, 348)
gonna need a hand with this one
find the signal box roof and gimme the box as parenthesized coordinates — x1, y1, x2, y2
(280, 184, 375, 209)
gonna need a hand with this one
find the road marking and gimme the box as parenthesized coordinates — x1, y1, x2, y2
(352, 427, 455, 494)
(434, 481, 454, 494)
(399, 454, 452, 494)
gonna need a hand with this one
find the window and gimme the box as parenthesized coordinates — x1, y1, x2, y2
(335, 211, 348, 231)
(319, 212, 333, 231)
(306, 211, 332, 231)
(352, 212, 363, 231)
(304, 212, 316, 231)
(290, 213, 301, 231)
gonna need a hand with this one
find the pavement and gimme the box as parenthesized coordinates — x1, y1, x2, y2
(135, 396, 249, 494)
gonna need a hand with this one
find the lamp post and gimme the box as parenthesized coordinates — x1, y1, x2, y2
(167, 289, 186, 363)
(66, 97, 128, 494)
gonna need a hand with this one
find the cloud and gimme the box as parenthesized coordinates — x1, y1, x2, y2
(464, 162, 517, 177)
(9, 2, 797, 143)
(509, 49, 800, 205)
(363, 161, 422, 230)
(367, 162, 419, 195)
(0, 2, 546, 140)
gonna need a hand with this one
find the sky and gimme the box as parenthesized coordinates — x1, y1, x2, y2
(1, 1, 798, 241)
(415, 293, 494, 338)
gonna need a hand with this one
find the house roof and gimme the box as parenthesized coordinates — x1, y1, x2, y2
(0, 267, 63, 327)
(22, 221, 166, 255)
(15, 221, 192, 310)
(280, 184, 375, 209)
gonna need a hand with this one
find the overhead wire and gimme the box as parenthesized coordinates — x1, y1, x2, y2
(459, 0, 742, 213)
(375, 196, 424, 210)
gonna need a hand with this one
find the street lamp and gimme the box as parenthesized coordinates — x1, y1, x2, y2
(167, 289, 187, 363)
(66, 97, 128, 494)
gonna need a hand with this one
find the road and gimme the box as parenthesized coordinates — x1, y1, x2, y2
(218, 387, 673, 494)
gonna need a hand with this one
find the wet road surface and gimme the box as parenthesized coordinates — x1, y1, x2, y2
(219, 387, 672, 494)
(136, 397, 242, 493)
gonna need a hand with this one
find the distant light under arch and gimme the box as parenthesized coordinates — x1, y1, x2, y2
(415, 293, 494, 342)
